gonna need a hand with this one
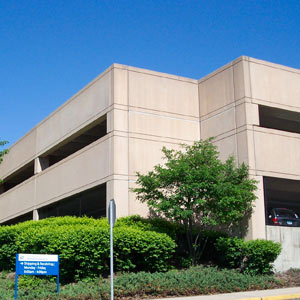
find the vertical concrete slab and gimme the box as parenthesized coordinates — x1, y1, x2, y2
(267, 226, 300, 271)
(233, 57, 252, 100)
(236, 131, 249, 165)
(246, 175, 266, 240)
(111, 66, 130, 217)
(106, 178, 129, 218)
(113, 65, 128, 106)
(199, 66, 234, 117)
(249, 59, 300, 108)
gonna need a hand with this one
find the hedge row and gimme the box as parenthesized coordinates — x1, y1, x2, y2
(127, 216, 282, 274)
(0, 215, 281, 281)
(215, 237, 282, 274)
(0, 265, 283, 299)
(0, 216, 175, 282)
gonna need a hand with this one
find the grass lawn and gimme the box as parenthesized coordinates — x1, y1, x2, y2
(1, 266, 299, 300)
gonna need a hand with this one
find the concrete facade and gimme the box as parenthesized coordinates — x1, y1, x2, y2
(0, 56, 300, 270)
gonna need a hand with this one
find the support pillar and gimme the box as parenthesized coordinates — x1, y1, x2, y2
(34, 157, 49, 174)
(33, 209, 39, 221)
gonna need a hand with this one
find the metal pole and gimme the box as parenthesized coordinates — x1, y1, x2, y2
(57, 256, 60, 295)
(15, 274, 18, 300)
(110, 200, 114, 300)
(15, 254, 18, 300)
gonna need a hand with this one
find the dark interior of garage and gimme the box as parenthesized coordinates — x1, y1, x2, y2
(264, 176, 300, 226)
(38, 183, 106, 220)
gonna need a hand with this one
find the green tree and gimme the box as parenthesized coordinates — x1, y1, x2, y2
(0, 139, 8, 166)
(133, 139, 257, 264)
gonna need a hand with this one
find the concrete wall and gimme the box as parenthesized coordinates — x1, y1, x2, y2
(244, 58, 300, 270)
(197, 56, 300, 242)
(247, 58, 300, 181)
(0, 68, 112, 180)
(0, 63, 201, 221)
(249, 58, 300, 111)
(253, 128, 300, 180)
(198, 58, 263, 240)
(267, 225, 300, 271)
(0, 177, 35, 221)
(0, 67, 113, 222)
(0, 130, 37, 181)
(112, 64, 200, 217)
(0, 136, 111, 222)
(199, 57, 255, 166)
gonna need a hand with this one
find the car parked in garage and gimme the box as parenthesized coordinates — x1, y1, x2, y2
(267, 208, 300, 227)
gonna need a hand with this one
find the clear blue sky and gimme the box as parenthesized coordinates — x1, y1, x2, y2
(1, 0, 300, 145)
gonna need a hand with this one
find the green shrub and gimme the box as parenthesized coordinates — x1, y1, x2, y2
(0, 216, 176, 282)
(0, 226, 19, 270)
(162, 228, 228, 267)
(117, 216, 228, 266)
(0, 216, 105, 271)
(111, 265, 280, 297)
(197, 230, 228, 262)
(15, 224, 111, 282)
(215, 237, 281, 274)
(115, 215, 179, 239)
(0, 265, 282, 299)
(246, 239, 282, 274)
(114, 226, 175, 272)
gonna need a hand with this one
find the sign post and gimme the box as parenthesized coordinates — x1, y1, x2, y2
(108, 199, 116, 300)
(15, 253, 59, 299)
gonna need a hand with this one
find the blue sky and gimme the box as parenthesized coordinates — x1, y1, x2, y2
(1, 0, 300, 145)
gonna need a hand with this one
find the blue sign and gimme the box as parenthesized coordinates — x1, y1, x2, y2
(15, 254, 59, 299)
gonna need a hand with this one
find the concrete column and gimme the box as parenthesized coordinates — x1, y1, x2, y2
(246, 175, 267, 240)
(34, 157, 49, 174)
(33, 157, 49, 221)
(33, 209, 39, 221)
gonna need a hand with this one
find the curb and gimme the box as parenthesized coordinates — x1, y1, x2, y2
(263, 294, 300, 300)
(236, 294, 300, 300)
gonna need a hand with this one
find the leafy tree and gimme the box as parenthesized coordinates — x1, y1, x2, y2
(0, 140, 8, 162)
(0, 139, 8, 172)
(133, 139, 257, 264)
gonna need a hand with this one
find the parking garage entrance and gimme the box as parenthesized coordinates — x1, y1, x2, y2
(264, 176, 300, 227)
(38, 183, 107, 220)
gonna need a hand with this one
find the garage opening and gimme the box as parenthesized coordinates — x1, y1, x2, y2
(264, 176, 300, 227)
(39, 114, 107, 170)
(38, 183, 106, 219)
(259, 105, 300, 135)
(1, 211, 33, 226)
(0, 161, 34, 195)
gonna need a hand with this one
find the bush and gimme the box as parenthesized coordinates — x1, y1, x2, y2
(114, 226, 175, 272)
(197, 230, 228, 262)
(215, 237, 281, 274)
(116, 216, 228, 266)
(0, 265, 282, 299)
(115, 215, 179, 239)
(246, 239, 282, 274)
(15, 224, 111, 282)
(110, 265, 280, 297)
(0, 216, 176, 282)
(0, 216, 105, 271)
(0, 226, 19, 270)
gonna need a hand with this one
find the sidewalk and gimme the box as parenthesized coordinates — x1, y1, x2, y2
(156, 287, 300, 300)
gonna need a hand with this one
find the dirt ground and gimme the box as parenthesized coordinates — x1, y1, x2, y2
(275, 269, 300, 287)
